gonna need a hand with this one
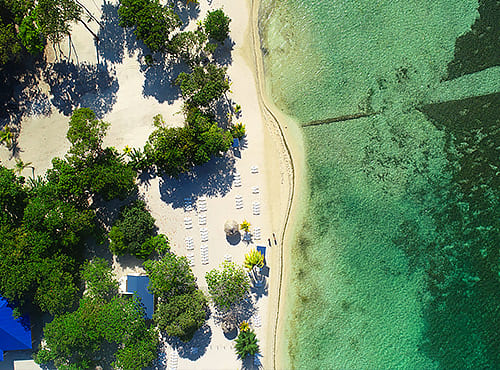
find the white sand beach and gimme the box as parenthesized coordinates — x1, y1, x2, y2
(0, 0, 294, 369)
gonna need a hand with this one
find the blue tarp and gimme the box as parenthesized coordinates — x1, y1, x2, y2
(126, 276, 154, 319)
(257, 246, 266, 264)
(0, 296, 31, 361)
(232, 138, 240, 148)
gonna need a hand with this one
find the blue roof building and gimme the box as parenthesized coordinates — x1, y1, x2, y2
(0, 296, 32, 361)
(119, 275, 154, 319)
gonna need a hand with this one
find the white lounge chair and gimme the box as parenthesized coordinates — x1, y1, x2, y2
(252, 201, 261, 215)
(252, 314, 262, 328)
(168, 350, 179, 370)
(235, 195, 243, 209)
(253, 227, 261, 240)
(224, 254, 232, 262)
(198, 197, 207, 212)
(198, 214, 207, 225)
(184, 197, 193, 211)
(251, 165, 259, 174)
(185, 236, 194, 250)
(200, 228, 208, 242)
(187, 253, 195, 267)
(184, 217, 193, 229)
(252, 186, 260, 194)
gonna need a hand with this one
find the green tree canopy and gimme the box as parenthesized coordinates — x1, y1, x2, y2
(67, 107, 110, 160)
(48, 149, 137, 204)
(18, 12, 44, 54)
(145, 112, 232, 176)
(141, 234, 170, 256)
(144, 252, 207, 342)
(118, 0, 181, 52)
(108, 200, 156, 258)
(204, 9, 230, 43)
(0, 20, 22, 64)
(22, 184, 94, 249)
(0, 166, 27, 226)
(205, 261, 250, 312)
(175, 64, 230, 108)
(34, 0, 81, 43)
(153, 289, 207, 342)
(143, 252, 196, 298)
(0, 226, 80, 315)
(35, 296, 158, 369)
(81, 258, 119, 301)
(167, 28, 213, 65)
(85, 147, 137, 201)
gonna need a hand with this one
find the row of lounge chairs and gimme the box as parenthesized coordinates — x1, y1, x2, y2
(201, 244, 209, 265)
(184, 215, 207, 229)
(234, 172, 242, 187)
(184, 197, 207, 212)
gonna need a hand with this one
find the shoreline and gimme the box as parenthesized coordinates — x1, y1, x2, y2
(246, 0, 307, 368)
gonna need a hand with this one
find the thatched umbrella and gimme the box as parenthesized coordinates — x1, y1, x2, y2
(224, 220, 239, 236)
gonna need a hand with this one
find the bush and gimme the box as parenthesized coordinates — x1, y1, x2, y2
(205, 261, 250, 311)
(204, 9, 230, 43)
(108, 200, 156, 258)
(175, 64, 230, 108)
(143, 253, 196, 298)
(145, 113, 233, 176)
(153, 290, 207, 342)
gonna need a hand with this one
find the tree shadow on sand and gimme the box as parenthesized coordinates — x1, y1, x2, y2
(0, 57, 51, 129)
(212, 298, 257, 333)
(43, 61, 119, 118)
(158, 154, 236, 209)
(212, 37, 234, 67)
(97, 1, 126, 64)
(142, 57, 189, 104)
(162, 324, 213, 361)
(173, 1, 201, 31)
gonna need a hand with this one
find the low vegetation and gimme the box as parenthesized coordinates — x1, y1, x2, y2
(205, 261, 250, 312)
(204, 9, 231, 43)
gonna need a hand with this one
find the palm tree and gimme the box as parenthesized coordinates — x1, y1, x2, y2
(27, 176, 46, 191)
(0, 126, 14, 148)
(244, 249, 264, 271)
(240, 220, 251, 233)
(128, 148, 147, 171)
(123, 145, 132, 155)
(235, 328, 259, 359)
(239, 321, 250, 332)
(14, 159, 33, 175)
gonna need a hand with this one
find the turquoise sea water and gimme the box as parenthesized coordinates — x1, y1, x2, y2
(259, 0, 500, 368)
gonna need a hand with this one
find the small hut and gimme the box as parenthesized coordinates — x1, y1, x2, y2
(224, 220, 239, 236)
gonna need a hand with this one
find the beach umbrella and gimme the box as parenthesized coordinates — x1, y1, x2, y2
(224, 220, 239, 236)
